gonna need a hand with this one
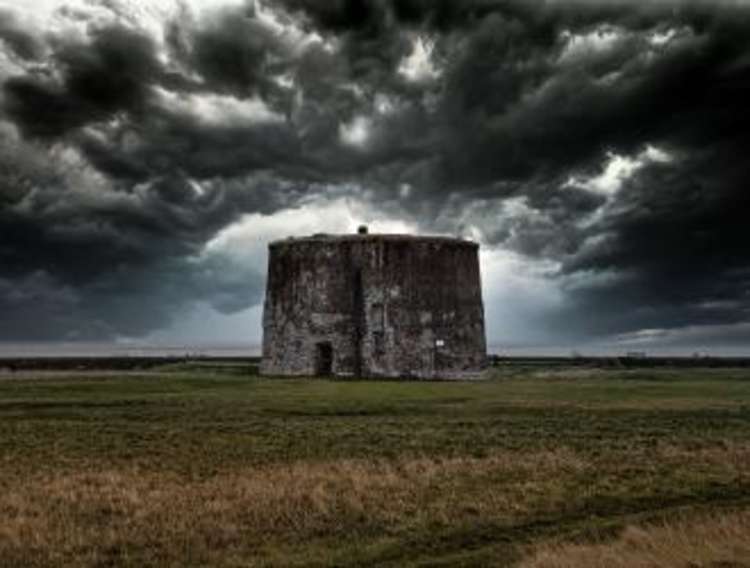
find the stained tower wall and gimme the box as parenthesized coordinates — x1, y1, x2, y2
(260, 234, 486, 379)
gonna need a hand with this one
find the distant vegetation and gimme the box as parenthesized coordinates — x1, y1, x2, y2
(0, 364, 749, 566)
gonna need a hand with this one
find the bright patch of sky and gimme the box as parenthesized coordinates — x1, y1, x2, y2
(0, 0, 246, 21)
(0, 0, 332, 71)
(558, 26, 625, 63)
(612, 321, 750, 354)
(254, 0, 334, 55)
(154, 87, 284, 126)
(649, 26, 695, 48)
(1, 0, 165, 43)
(650, 28, 677, 46)
(480, 247, 565, 349)
(0, 47, 24, 79)
(145, 301, 264, 347)
(566, 145, 672, 196)
(273, 72, 295, 90)
(449, 195, 556, 254)
(339, 115, 372, 148)
(374, 93, 397, 115)
(398, 36, 440, 82)
(204, 197, 416, 266)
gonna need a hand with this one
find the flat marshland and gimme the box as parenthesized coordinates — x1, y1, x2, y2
(1, 364, 750, 566)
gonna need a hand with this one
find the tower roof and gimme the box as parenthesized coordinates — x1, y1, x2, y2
(268, 232, 479, 249)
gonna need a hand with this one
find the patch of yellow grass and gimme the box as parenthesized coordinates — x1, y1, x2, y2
(0, 449, 586, 567)
(522, 510, 750, 568)
(2, 441, 749, 566)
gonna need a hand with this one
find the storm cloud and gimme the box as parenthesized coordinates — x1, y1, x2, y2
(0, 0, 749, 351)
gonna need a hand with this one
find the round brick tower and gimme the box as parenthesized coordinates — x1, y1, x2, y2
(260, 230, 487, 379)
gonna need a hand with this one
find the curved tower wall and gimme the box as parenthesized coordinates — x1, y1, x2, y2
(260, 234, 486, 379)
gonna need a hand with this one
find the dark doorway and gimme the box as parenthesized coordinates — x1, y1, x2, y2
(315, 342, 333, 376)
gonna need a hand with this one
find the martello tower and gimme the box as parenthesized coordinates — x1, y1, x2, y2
(260, 228, 487, 379)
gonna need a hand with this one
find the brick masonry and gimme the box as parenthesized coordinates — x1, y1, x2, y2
(260, 232, 487, 379)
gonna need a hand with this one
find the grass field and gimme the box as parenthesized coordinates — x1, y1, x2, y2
(1, 364, 750, 566)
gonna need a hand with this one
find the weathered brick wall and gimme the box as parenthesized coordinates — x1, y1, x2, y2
(260, 234, 487, 379)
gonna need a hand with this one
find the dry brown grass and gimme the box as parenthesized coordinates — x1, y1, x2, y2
(522, 510, 750, 568)
(0, 449, 587, 567)
(3, 442, 750, 566)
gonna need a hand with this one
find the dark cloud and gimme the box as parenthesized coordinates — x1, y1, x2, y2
(0, 9, 44, 60)
(278, 0, 384, 33)
(188, 7, 291, 95)
(0, 126, 284, 340)
(0, 0, 749, 348)
(549, 148, 750, 338)
(5, 25, 161, 137)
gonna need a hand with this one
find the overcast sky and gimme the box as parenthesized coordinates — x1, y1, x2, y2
(1, 0, 749, 354)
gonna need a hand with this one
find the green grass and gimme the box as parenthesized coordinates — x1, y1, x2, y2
(1, 366, 750, 566)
